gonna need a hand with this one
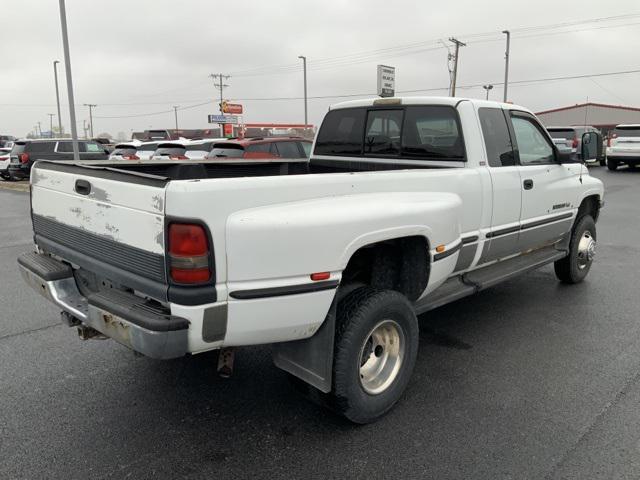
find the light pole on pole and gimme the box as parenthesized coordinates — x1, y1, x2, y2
(173, 106, 179, 130)
(58, 0, 79, 160)
(53, 60, 63, 135)
(483, 84, 494, 100)
(502, 30, 510, 103)
(298, 55, 308, 126)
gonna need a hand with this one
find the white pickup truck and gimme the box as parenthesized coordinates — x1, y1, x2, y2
(18, 97, 604, 423)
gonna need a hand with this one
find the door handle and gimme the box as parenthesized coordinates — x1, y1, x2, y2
(523, 179, 534, 190)
(74, 179, 91, 195)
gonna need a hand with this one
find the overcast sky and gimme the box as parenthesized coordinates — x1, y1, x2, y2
(2, 0, 640, 138)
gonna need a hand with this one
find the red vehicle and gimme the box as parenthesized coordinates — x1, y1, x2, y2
(207, 137, 312, 160)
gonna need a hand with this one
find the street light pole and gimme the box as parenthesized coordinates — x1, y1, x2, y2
(298, 55, 308, 126)
(483, 84, 494, 100)
(58, 0, 79, 160)
(173, 105, 179, 130)
(502, 30, 510, 103)
(48, 113, 55, 136)
(53, 60, 63, 135)
(84, 104, 96, 138)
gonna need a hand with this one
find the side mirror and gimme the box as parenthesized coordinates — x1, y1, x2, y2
(581, 132, 598, 163)
(556, 150, 574, 163)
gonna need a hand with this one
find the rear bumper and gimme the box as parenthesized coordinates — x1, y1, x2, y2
(8, 164, 29, 179)
(607, 155, 640, 162)
(17, 251, 189, 359)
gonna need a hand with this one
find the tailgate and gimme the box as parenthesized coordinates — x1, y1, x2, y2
(30, 161, 170, 299)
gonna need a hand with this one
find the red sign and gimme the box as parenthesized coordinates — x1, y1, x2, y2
(222, 102, 243, 114)
(223, 123, 234, 137)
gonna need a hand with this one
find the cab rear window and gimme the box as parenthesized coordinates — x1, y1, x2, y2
(314, 105, 465, 161)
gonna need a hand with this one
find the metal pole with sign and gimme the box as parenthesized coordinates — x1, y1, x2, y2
(377, 65, 395, 97)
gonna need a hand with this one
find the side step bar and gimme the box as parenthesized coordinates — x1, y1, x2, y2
(416, 245, 567, 315)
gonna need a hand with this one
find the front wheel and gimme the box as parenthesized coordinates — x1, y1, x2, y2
(331, 287, 418, 424)
(554, 215, 596, 284)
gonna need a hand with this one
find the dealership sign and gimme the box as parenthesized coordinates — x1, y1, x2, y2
(221, 101, 243, 114)
(377, 65, 395, 97)
(207, 114, 239, 124)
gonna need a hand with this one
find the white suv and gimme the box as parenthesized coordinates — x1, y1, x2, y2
(606, 124, 640, 170)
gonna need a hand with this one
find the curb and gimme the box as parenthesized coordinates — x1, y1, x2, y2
(0, 182, 30, 193)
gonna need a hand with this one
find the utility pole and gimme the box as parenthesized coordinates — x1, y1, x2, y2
(502, 30, 510, 103)
(298, 55, 308, 126)
(58, 0, 79, 160)
(173, 105, 179, 130)
(48, 113, 55, 136)
(483, 85, 493, 100)
(448, 37, 466, 97)
(53, 60, 63, 135)
(37, 122, 42, 137)
(84, 104, 96, 138)
(209, 73, 230, 114)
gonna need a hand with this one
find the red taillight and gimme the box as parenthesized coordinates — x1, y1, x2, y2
(310, 272, 330, 281)
(608, 133, 617, 147)
(169, 154, 188, 160)
(168, 223, 211, 284)
(123, 154, 140, 160)
(19, 153, 30, 164)
(571, 137, 578, 149)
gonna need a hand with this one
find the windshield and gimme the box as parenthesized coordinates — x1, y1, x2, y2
(209, 146, 244, 158)
(614, 127, 640, 138)
(137, 143, 159, 152)
(186, 142, 214, 152)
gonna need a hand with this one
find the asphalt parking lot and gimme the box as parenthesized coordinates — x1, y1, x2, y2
(0, 167, 639, 479)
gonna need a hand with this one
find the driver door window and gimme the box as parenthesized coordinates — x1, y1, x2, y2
(511, 116, 554, 165)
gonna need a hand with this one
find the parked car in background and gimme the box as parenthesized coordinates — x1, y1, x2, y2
(606, 124, 640, 170)
(8, 139, 109, 180)
(207, 137, 312, 160)
(109, 142, 140, 160)
(93, 137, 116, 153)
(546, 126, 604, 165)
(134, 142, 160, 160)
(0, 147, 12, 180)
(150, 141, 189, 161)
(0, 135, 16, 148)
(184, 139, 225, 160)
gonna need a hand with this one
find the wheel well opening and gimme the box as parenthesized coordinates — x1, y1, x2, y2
(341, 236, 430, 302)
(578, 195, 601, 222)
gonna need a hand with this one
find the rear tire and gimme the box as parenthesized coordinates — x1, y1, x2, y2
(554, 215, 596, 284)
(599, 157, 606, 167)
(330, 287, 418, 424)
(607, 159, 618, 171)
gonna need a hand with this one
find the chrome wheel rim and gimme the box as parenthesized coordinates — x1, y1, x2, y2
(359, 320, 405, 395)
(577, 230, 596, 270)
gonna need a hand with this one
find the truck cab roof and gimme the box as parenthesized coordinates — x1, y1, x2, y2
(329, 96, 533, 114)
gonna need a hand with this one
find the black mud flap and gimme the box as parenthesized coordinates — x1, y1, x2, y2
(272, 299, 337, 393)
